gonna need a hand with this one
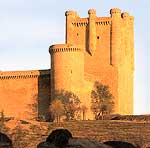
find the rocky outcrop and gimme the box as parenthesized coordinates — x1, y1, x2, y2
(104, 141, 136, 148)
(0, 132, 13, 148)
(37, 129, 111, 148)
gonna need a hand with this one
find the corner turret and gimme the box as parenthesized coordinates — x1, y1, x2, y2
(110, 8, 121, 66)
(65, 10, 78, 44)
(121, 12, 129, 19)
(88, 9, 96, 55)
(49, 44, 84, 100)
(110, 8, 121, 17)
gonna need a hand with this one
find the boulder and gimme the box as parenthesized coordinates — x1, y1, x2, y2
(37, 129, 111, 148)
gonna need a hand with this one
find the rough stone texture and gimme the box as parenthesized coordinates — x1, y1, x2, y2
(0, 8, 134, 120)
(4, 120, 150, 148)
(44, 120, 150, 148)
(0, 70, 50, 119)
(38, 128, 111, 148)
(0, 132, 13, 148)
(50, 8, 134, 119)
(38, 138, 112, 148)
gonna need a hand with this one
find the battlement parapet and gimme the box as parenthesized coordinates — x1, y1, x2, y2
(110, 8, 133, 21)
(121, 12, 129, 19)
(49, 44, 83, 54)
(71, 17, 111, 27)
(0, 69, 50, 80)
(71, 18, 88, 27)
(96, 20, 111, 26)
(110, 8, 121, 14)
(66, 8, 131, 26)
(96, 17, 111, 25)
(88, 9, 96, 15)
(65, 10, 78, 17)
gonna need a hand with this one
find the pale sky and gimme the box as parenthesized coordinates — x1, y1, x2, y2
(0, 0, 149, 115)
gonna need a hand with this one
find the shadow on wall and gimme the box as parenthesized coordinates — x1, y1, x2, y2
(0, 132, 13, 148)
(37, 70, 51, 121)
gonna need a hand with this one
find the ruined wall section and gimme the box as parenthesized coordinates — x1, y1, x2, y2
(0, 70, 50, 119)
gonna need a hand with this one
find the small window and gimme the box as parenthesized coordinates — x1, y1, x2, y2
(77, 33, 79, 36)
(97, 36, 100, 39)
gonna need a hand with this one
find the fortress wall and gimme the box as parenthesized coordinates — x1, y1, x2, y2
(84, 20, 111, 75)
(51, 52, 84, 91)
(84, 17, 111, 76)
(71, 16, 119, 114)
(84, 67, 118, 114)
(37, 70, 51, 119)
(117, 14, 134, 114)
(71, 20, 88, 47)
(108, 9, 134, 114)
(0, 70, 50, 119)
(118, 63, 134, 114)
(50, 45, 84, 99)
(49, 9, 134, 119)
(66, 12, 112, 73)
(0, 75, 38, 119)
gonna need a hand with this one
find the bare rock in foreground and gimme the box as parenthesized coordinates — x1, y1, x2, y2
(37, 129, 111, 148)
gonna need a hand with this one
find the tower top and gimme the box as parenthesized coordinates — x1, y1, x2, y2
(121, 12, 129, 19)
(65, 10, 78, 17)
(110, 8, 121, 14)
(88, 9, 96, 15)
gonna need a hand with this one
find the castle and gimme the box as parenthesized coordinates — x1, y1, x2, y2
(0, 8, 134, 120)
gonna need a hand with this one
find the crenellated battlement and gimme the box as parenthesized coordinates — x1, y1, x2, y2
(110, 8, 121, 14)
(72, 21, 88, 27)
(96, 20, 111, 26)
(121, 12, 129, 18)
(0, 8, 134, 120)
(88, 9, 96, 15)
(0, 69, 50, 80)
(49, 44, 82, 54)
(71, 17, 111, 27)
(68, 9, 132, 28)
(65, 10, 78, 17)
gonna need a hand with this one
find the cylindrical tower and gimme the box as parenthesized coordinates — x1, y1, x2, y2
(129, 15, 134, 71)
(49, 44, 84, 100)
(88, 9, 96, 55)
(110, 8, 121, 66)
(110, 8, 122, 113)
(65, 10, 78, 44)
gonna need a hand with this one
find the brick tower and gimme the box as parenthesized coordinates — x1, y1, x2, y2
(49, 8, 134, 119)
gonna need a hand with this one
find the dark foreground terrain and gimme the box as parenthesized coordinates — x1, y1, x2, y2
(0, 115, 150, 148)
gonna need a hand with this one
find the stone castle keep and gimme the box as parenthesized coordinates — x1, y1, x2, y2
(0, 8, 134, 120)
